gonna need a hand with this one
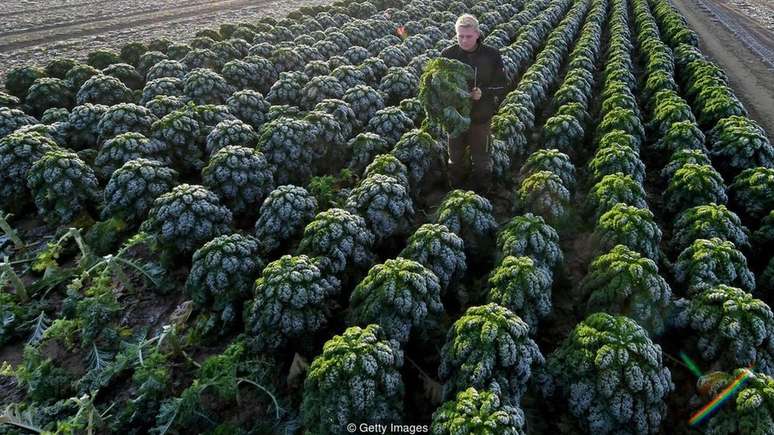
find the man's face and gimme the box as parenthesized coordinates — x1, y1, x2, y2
(456, 26, 479, 51)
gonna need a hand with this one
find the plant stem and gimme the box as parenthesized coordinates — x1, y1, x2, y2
(1, 256, 28, 302)
(237, 377, 282, 420)
(0, 213, 24, 252)
(6, 258, 36, 266)
(67, 228, 93, 263)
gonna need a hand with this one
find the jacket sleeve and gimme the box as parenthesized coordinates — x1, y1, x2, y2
(485, 50, 509, 106)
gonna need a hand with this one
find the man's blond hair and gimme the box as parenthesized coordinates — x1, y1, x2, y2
(455, 14, 480, 32)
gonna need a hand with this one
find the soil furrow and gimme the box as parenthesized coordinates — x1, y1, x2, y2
(0, 0, 330, 81)
(669, 0, 774, 140)
(0, 1, 114, 18)
(0, 0, 222, 36)
(694, 0, 774, 67)
(0, 0, 257, 51)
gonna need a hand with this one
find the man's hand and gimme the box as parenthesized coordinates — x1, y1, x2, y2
(470, 87, 482, 101)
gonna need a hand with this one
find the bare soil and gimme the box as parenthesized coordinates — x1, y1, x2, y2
(0, 0, 259, 50)
(0, 0, 333, 82)
(669, 0, 774, 141)
(721, 0, 774, 31)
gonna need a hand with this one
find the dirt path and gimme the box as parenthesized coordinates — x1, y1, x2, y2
(0, 0, 332, 81)
(669, 0, 774, 141)
(0, 0, 262, 51)
(0, 0, 221, 38)
(720, 0, 774, 31)
(0, 1, 113, 18)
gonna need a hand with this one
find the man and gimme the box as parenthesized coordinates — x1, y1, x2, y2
(441, 14, 508, 193)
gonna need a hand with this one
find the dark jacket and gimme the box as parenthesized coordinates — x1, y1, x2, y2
(441, 41, 509, 124)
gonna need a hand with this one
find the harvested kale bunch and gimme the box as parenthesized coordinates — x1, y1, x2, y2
(418, 58, 474, 138)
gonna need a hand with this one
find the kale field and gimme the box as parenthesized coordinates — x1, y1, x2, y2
(1, 0, 773, 433)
